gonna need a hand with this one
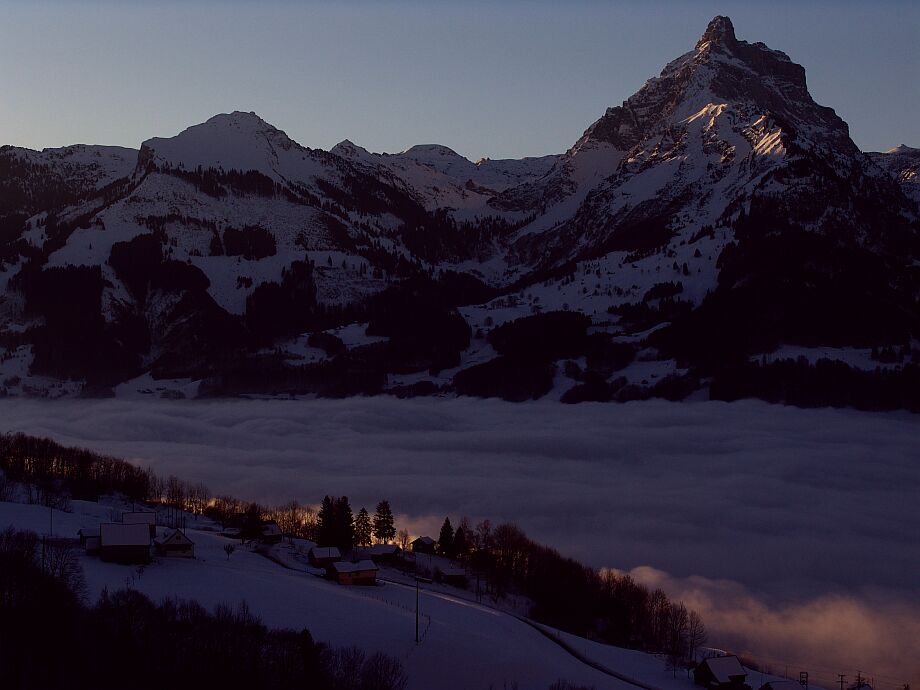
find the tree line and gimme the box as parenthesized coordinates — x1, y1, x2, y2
(0, 431, 706, 666)
(0, 527, 407, 690)
(433, 515, 707, 664)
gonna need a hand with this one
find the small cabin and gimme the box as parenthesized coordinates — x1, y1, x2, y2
(440, 567, 467, 588)
(123, 511, 157, 538)
(760, 681, 803, 690)
(99, 523, 151, 564)
(694, 655, 748, 690)
(309, 546, 342, 568)
(155, 528, 195, 558)
(260, 521, 283, 544)
(367, 543, 402, 563)
(331, 559, 378, 585)
(411, 536, 436, 554)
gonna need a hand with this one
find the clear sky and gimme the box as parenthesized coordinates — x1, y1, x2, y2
(1, 0, 917, 160)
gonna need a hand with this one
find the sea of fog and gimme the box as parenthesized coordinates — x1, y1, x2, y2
(1, 396, 917, 686)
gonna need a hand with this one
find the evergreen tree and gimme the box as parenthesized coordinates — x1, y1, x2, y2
(373, 500, 396, 543)
(317, 495, 335, 546)
(354, 507, 372, 548)
(437, 517, 454, 556)
(453, 525, 468, 560)
(335, 496, 355, 552)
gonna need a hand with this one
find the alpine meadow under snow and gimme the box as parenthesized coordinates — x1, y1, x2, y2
(0, 12, 918, 690)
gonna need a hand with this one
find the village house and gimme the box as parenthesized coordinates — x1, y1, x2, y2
(440, 566, 468, 588)
(759, 681, 804, 690)
(308, 546, 342, 568)
(411, 536, 436, 554)
(694, 655, 749, 690)
(260, 520, 283, 544)
(365, 543, 402, 563)
(331, 559, 379, 585)
(154, 528, 195, 558)
(99, 523, 151, 565)
(123, 511, 157, 538)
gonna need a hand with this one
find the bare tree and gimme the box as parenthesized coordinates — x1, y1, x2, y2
(686, 610, 707, 661)
(223, 543, 236, 560)
(396, 528, 410, 551)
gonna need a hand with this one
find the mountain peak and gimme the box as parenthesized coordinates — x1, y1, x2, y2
(696, 16, 737, 50)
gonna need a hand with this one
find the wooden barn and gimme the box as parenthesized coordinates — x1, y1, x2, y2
(123, 511, 157, 538)
(440, 567, 468, 588)
(155, 528, 195, 558)
(260, 521, 283, 544)
(411, 536, 436, 554)
(331, 560, 378, 585)
(367, 543, 402, 563)
(694, 655, 748, 690)
(309, 546, 342, 568)
(99, 523, 151, 564)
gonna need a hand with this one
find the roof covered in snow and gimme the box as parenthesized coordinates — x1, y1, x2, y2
(332, 560, 378, 573)
(702, 655, 747, 683)
(310, 546, 341, 559)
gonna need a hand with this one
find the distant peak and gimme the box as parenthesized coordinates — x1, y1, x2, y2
(697, 16, 737, 50)
(401, 144, 463, 158)
(887, 144, 919, 154)
(204, 111, 272, 129)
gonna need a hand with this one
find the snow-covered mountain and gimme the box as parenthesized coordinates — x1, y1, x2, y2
(868, 144, 920, 206)
(0, 16, 917, 405)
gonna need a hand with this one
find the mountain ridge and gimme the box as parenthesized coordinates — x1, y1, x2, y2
(0, 16, 917, 408)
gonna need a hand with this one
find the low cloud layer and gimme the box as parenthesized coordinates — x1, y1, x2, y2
(1, 397, 917, 685)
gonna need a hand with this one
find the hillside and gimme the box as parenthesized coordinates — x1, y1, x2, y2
(0, 16, 917, 408)
(0, 497, 796, 690)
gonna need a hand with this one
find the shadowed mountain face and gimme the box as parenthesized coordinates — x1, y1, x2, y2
(0, 17, 917, 406)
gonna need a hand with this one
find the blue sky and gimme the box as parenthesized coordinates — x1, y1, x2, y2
(1, 0, 917, 159)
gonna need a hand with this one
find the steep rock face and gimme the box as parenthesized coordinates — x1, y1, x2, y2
(505, 15, 888, 271)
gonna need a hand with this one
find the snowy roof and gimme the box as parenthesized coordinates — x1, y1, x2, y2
(155, 528, 194, 546)
(123, 511, 156, 525)
(261, 522, 282, 535)
(761, 682, 801, 690)
(333, 560, 378, 573)
(100, 522, 151, 547)
(368, 544, 400, 554)
(702, 656, 747, 683)
(310, 546, 341, 559)
(413, 536, 436, 545)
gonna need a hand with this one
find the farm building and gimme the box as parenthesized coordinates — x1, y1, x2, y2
(309, 546, 342, 568)
(440, 567, 467, 587)
(260, 520, 283, 544)
(694, 655, 748, 690)
(411, 536, 436, 554)
(155, 528, 195, 558)
(331, 560, 379, 585)
(123, 511, 157, 538)
(759, 681, 803, 690)
(99, 523, 151, 564)
(366, 544, 402, 563)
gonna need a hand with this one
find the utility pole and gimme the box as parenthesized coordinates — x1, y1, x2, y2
(838, 675, 846, 690)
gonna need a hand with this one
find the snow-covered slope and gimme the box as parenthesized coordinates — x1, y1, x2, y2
(331, 138, 558, 215)
(868, 144, 920, 206)
(0, 498, 683, 690)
